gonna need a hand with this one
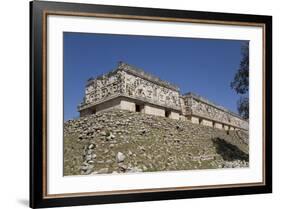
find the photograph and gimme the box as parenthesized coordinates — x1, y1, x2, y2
(29, 1, 272, 207)
(63, 32, 250, 176)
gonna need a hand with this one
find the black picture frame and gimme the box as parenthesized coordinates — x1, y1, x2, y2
(30, 0, 272, 208)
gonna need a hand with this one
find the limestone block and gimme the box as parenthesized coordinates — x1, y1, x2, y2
(229, 127, 235, 131)
(169, 111, 180, 120)
(200, 119, 213, 127)
(120, 99, 136, 112)
(214, 123, 223, 129)
(95, 99, 120, 113)
(143, 104, 165, 117)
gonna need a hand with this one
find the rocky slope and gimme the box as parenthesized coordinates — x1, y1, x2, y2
(64, 109, 249, 176)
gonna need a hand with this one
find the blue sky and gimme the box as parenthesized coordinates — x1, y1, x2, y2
(64, 32, 248, 121)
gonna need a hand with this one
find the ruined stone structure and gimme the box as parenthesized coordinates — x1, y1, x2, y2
(181, 93, 248, 130)
(78, 62, 248, 131)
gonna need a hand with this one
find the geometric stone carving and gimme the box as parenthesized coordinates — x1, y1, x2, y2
(78, 62, 248, 131)
(182, 92, 248, 130)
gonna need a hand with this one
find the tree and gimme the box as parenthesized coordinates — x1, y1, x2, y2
(231, 43, 249, 119)
(237, 96, 249, 119)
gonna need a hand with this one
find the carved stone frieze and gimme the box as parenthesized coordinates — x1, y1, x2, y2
(123, 73, 180, 110)
(78, 62, 248, 130)
(183, 94, 248, 130)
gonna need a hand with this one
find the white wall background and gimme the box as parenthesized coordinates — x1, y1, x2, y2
(0, 0, 279, 208)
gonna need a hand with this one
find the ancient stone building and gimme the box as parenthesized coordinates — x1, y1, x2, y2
(78, 62, 248, 131)
(78, 62, 181, 120)
(181, 93, 248, 130)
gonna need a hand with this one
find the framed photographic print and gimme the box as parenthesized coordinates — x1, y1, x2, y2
(30, 0, 272, 208)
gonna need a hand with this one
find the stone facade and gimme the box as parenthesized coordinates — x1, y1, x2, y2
(182, 93, 248, 130)
(78, 62, 248, 131)
(79, 62, 181, 120)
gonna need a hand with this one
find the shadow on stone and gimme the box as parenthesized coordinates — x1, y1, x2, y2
(212, 138, 249, 162)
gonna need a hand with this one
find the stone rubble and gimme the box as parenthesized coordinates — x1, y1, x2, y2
(116, 152, 126, 163)
(64, 109, 249, 176)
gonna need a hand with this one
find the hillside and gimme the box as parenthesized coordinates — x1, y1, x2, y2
(64, 109, 249, 176)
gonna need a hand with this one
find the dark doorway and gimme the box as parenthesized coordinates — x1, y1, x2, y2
(165, 110, 171, 118)
(136, 104, 143, 113)
(136, 104, 141, 112)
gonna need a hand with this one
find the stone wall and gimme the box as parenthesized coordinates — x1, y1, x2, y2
(169, 111, 180, 120)
(182, 93, 248, 130)
(143, 104, 165, 117)
(80, 98, 121, 116)
(95, 98, 121, 113)
(120, 99, 136, 112)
